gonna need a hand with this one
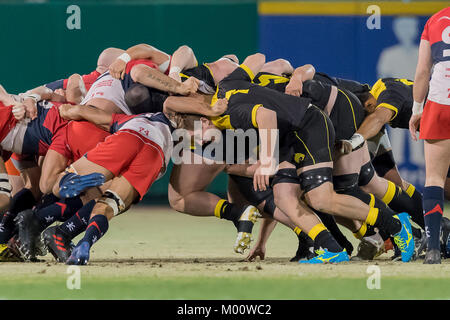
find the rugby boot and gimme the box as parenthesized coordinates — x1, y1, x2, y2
(66, 241, 90, 265)
(43, 226, 74, 263)
(392, 212, 415, 262)
(423, 249, 441, 264)
(352, 232, 385, 261)
(14, 210, 41, 261)
(299, 249, 349, 264)
(0, 243, 22, 262)
(233, 205, 261, 254)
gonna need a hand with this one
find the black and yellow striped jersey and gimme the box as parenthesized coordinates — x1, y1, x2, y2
(253, 71, 369, 95)
(180, 64, 216, 94)
(211, 64, 311, 138)
(370, 78, 414, 129)
(253, 72, 365, 141)
(252, 71, 290, 92)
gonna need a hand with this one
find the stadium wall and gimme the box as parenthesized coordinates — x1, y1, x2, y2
(0, 1, 258, 204)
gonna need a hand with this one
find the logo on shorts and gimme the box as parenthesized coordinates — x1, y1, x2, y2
(294, 153, 305, 163)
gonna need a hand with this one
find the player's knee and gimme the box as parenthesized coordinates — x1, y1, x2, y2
(39, 178, 52, 195)
(306, 191, 333, 213)
(96, 190, 126, 220)
(358, 161, 375, 186)
(0, 194, 10, 212)
(168, 187, 185, 212)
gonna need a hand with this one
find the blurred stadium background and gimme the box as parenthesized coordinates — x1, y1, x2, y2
(0, 0, 448, 204)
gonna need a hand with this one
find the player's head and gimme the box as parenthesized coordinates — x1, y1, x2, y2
(175, 113, 218, 145)
(356, 90, 377, 113)
(97, 47, 126, 74)
(125, 83, 152, 114)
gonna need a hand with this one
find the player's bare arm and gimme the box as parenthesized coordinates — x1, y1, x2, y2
(285, 64, 315, 97)
(130, 64, 199, 95)
(409, 39, 432, 141)
(169, 45, 198, 81)
(65, 73, 87, 104)
(242, 53, 266, 77)
(260, 59, 294, 75)
(356, 107, 394, 140)
(109, 43, 170, 79)
(59, 104, 113, 131)
(163, 95, 227, 117)
(253, 106, 278, 192)
(246, 218, 277, 262)
(224, 162, 260, 178)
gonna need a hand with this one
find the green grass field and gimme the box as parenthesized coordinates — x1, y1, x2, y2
(1, 206, 450, 300)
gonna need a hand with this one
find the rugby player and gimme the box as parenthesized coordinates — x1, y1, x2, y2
(49, 99, 227, 265)
(248, 61, 423, 261)
(12, 90, 228, 262)
(409, 7, 450, 264)
(203, 53, 415, 263)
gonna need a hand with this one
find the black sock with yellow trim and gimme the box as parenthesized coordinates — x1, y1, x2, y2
(314, 210, 353, 255)
(214, 199, 242, 224)
(365, 207, 401, 236)
(308, 223, 343, 253)
(382, 181, 425, 229)
(338, 186, 392, 215)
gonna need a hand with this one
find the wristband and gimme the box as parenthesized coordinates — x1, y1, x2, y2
(23, 93, 41, 103)
(117, 52, 131, 64)
(158, 59, 170, 73)
(349, 133, 365, 151)
(412, 101, 424, 115)
(169, 66, 182, 75)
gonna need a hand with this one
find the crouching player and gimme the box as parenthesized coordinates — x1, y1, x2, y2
(51, 102, 223, 265)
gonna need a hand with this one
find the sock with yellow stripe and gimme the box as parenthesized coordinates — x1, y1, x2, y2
(214, 199, 242, 225)
(365, 206, 401, 236)
(314, 210, 353, 255)
(353, 223, 368, 240)
(308, 224, 343, 253)
(337, 186, 393, 217)
(382, 181, 424, 229)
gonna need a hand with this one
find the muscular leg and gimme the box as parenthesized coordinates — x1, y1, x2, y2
(66, 176, 137, 265)
(52, 156, 114, 198)
(40, 150, 69, 194)
(422, 139, 450, 261)
(168, 161, 226, 216)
